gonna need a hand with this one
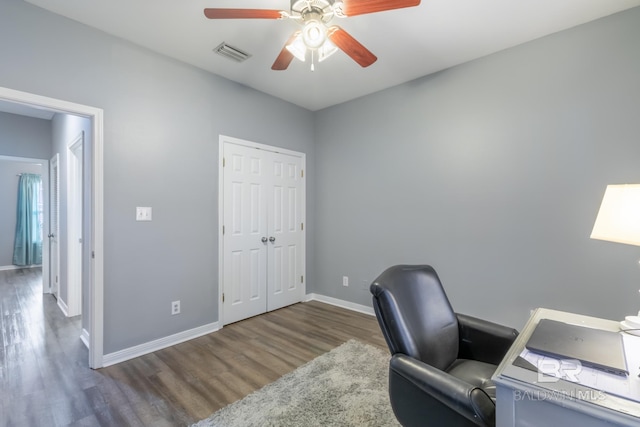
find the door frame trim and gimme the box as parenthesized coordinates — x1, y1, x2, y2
(217, 134, 306, 326)
(0, 86, 104, 369)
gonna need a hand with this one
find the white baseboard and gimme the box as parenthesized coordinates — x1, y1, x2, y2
(305, 293, 374, 316)
(102, 321, 220, 367)
(57, 297, 69, 317)
(80, 328, 90, 349)
(100, 295, 369, 368)
(0, 264, 42, 271)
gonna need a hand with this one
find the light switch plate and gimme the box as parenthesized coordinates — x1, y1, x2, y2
(136, 207, 152, 221)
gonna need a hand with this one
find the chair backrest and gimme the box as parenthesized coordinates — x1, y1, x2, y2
(371, 265, 459, 371)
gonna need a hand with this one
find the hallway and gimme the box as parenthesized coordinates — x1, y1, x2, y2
(0, 267, 89, 425)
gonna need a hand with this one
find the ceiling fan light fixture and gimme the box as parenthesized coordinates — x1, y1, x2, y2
(285, 33, 307, 62)
(317, 39, 338, 62)
(302, 19, 327, 49)
(205, 0, 422, 71)
(332, 0, 346, 17)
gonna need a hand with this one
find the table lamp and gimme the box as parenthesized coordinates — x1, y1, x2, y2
(590, 184, 640, 333)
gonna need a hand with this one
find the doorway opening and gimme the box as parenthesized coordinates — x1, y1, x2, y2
(0, 86, 104, 368)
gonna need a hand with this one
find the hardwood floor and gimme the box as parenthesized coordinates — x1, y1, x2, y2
(0, 268, 387, 426)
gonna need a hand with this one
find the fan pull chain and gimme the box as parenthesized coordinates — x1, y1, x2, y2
(311, 50, 315, 72)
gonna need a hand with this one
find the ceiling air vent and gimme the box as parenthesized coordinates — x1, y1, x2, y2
(214, 42, 252, 63)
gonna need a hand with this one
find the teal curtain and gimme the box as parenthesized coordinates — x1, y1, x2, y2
(13, 173, 43, 266)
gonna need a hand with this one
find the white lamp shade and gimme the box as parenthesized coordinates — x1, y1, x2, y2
(591, 184, 640, 246)
(302, 20, 327, 49)
(317, 40, 338, 62)
(285, 32, 306, 62)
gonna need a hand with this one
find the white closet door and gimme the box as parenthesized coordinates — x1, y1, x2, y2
(266, 152, 304, 312)
(222, 138, 305, 325)
(222, 143, 269, 324)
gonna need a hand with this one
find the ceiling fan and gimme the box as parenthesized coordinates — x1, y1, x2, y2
(204, 0, 421, 71)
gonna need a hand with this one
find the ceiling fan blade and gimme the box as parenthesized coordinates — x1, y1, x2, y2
(271, 32, 299, 71)
(327, 26, 377, 68)
(204, 8, 283, 19)
(341, 0, 420, 16)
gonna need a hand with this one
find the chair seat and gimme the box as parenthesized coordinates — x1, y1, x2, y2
(371, 265, 519, 426)
(446, 359, 498, 399)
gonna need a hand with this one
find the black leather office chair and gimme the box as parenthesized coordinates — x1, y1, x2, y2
(370, 265, 518, 427)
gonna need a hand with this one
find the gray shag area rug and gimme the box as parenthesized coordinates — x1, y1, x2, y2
(192, 339, 400, 427)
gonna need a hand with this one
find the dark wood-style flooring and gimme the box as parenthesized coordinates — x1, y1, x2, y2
(0, 268, 387, 426)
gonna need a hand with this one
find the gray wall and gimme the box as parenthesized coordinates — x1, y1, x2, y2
(314, 7, 640, 329)
(0, 159, 44, 266)
(0, 0, 315, 353)
(0, 111, 52, 159)
(2, 0, 639, 355)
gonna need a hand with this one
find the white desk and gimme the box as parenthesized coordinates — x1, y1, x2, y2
(493, 308, 640, 427)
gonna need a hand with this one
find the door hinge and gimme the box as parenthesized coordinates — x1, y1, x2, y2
(222, 293, 225, 303)
(301, 222, 304, 231)
(301, 169, 304, 178)
(223, 157, 226, 167)
(222, 225, 225, 235)
(91, 251, 95, 259)
(301, 275, 304, 283)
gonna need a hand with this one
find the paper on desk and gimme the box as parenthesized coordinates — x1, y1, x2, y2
(519, 333, 640, 403)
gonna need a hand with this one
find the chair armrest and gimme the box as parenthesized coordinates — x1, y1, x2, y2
(389, 354, 495, 427)
(456, 313, 519, 365)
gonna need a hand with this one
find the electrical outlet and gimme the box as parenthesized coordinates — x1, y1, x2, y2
(343, 276, 349, 287)
(171, 300, 180, 315)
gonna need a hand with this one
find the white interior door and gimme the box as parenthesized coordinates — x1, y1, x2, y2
(221, 137, 305, 325)
(67, 133, 83, 316)
(266, 153, 304, 312)
(222, 142, 269, 324)
(49, 154, 60, 299)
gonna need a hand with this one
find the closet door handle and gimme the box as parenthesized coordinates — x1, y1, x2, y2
(261, 237, 268, 243)
(269, 236, 276, 243)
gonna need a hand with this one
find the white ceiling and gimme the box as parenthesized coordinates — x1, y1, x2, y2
(21, 0, 640, 111)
